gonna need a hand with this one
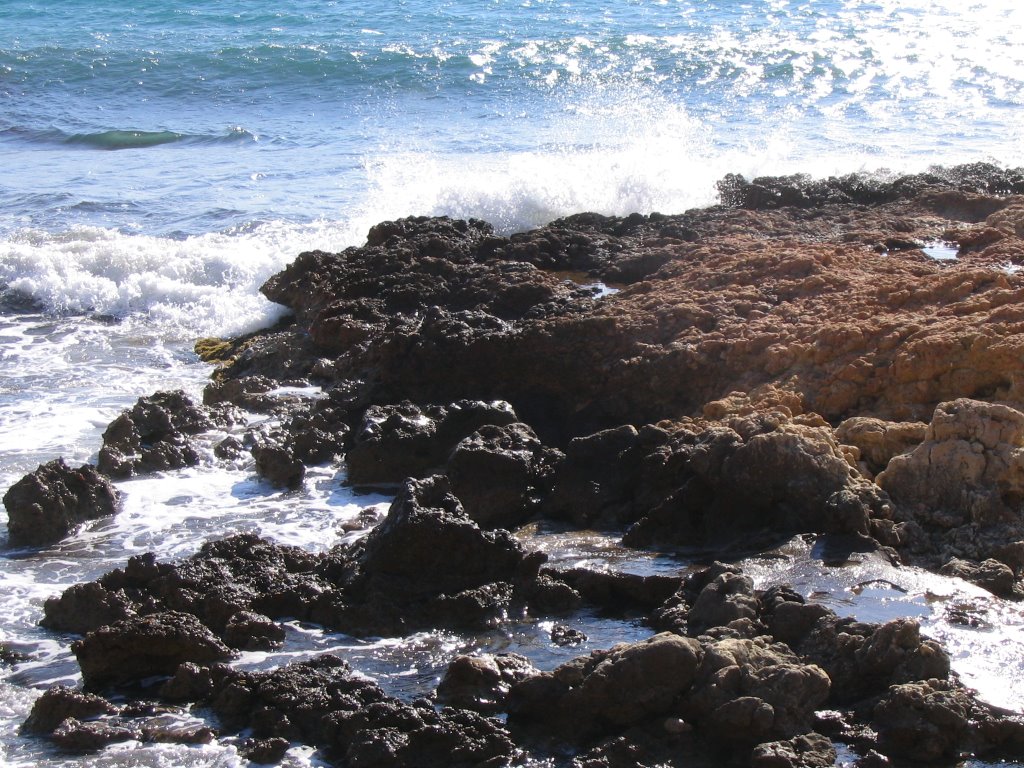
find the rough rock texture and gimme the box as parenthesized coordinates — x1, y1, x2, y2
(22, 685, 119, 734)
(42, 477, 545, 640)
(3, 459, 119, 547)
(194, 654, 518, 768)
(72, 611, 234, 690)
(438, 653, 539, 713)
(97, 390, 236, 478)
(333, 474, 536, 634)
(446, 422, 563, 530)
(23, 167, 1024, 766)
(835, 416, 927, 478)
(750, 733, 837, 768)
(876, 398, 1024, 591)
(346, 400, 518, 485)
(507, 633, 704, 745)
(213, 171, 1024, 444)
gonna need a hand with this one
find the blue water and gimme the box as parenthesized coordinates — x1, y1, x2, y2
(3, 0, 1023, 243)
(1, 3, 1024, 766)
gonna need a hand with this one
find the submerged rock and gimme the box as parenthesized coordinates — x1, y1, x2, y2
(3, 459, 119, 547)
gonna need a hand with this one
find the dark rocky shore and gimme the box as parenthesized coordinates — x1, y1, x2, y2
(9, 163, 1024, 766)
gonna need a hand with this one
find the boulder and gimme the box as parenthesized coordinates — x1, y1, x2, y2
(204, 654, 518, 768)
(835, 416, 927, 477)
(331, 475, 534, 634)
(346, 400, 517, 485)
(437, 653, 538, 713)
(250, 430, 305, 488)
(679, 637, 830, 744)
(4, 459, 119, 547)
(940, 557, 1020, 599)
(794, 617, 949, 704)
(72, 611, 234, 690)
(446, 422, 563, 530)
(878, 399, 1024, 529)
(872, 679, 973, 763)
(22, 685, 118, 734)
(98, 390, 234, 478)
(750, 732, 837, 768)
(507, 633, 703, 743)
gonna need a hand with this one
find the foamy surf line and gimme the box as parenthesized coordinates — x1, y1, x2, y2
(0, 221, 363, 338)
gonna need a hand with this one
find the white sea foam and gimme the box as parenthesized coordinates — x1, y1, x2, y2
(0, 219, 371, 340)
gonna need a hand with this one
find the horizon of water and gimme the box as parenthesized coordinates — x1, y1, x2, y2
(2, 1, 1024, 766)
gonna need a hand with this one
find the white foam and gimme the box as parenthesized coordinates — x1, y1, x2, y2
(0, 219, 370, 340)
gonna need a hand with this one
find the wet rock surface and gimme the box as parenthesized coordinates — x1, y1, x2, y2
(3, 458, 119, 547)
(98, 390, 237, 478)
(16, 166, 1024, 766)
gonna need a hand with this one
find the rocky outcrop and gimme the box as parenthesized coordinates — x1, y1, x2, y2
(42, 477, 546, 640)
(876, 398, 1024, 592)
(98, 390, 237, 478)
(3, 459, 119, 547)
(23, 167, 1024, 766)
(332, 475, 537, 634)
(446, 422, 563, 530)
(72, 611, 234, 690)
(507, 633, 704, 745)
(438, 653, 538, 713)
(346, 400, 518, 485)
(177, 654, 519, 768)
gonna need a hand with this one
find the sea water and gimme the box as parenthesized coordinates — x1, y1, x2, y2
(2, 1, 1024, 765)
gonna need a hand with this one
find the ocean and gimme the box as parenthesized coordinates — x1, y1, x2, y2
(2, 0, 1024, 765)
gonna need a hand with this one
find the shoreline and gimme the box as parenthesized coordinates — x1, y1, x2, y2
(7, 163, 1024, 766)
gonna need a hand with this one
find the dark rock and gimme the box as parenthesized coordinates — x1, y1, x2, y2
(73, 611, 234, 690)
(795, 617, 949, 704)
(940, 557, 1020, 598)
(327, 475, 533, 634)
(51, 717, 140, 752)
(678, 637, 830, 745)
(750, 732, 837, 768)
(4, 459, 119, 547)
(22, 685, 119, 734)
(251, 431, 305, 488)
(624, 416, 891, 549)
(437, 653, 538, 713)
(686, 569, 761, 635)
(872, 679, 973, 763)
(138, 717, 216, 745)
(40, 580, 138, 635)
(446, 422, 563, 530)
(239, 736, 290, 763)
(97, 390, 233, 478)
(205, 654, 518, 768)
(223, 610, 286, 651)
(556, 567, 683, 613)
(551, 625, 588, 646)
(203, 375, 279, 412)
(346, 400, 517, 486)
(542, 425, 660, 528)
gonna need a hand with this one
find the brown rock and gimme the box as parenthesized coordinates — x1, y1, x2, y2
(73, 611, 234, 690)
(4, 459, 119, 547)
